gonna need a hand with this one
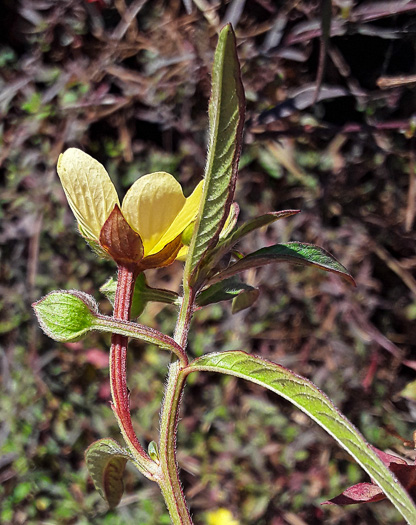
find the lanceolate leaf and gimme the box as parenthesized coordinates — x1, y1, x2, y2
(184, 351, 416, 524)
(209, 242, 355, 286)
(219, 210, 300, 252)
(185, 24, 245, 285)
(85, 438, 133, 509)
(196, 277, 260, 312)
(196, 277, 257, 307)
(206, 210, 300, 269)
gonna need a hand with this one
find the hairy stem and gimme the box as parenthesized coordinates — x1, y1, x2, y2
(157, 285, 196, 524)
(110, 265, 157, 477)
(159, 360, 191, 524)
(174, 284, 196, 349)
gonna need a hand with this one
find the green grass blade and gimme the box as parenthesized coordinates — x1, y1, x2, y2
(185, 24, 245, 285)
(185, 351, 416, 524)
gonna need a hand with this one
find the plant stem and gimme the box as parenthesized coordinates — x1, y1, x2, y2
(158, 284, 196, 524)
(159, 360, 191, 524)
(174, 283, 196, 349)
(110, 265, 157, 478)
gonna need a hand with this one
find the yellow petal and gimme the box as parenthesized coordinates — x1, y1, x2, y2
(57, 148, 120, 240)
(121, 172, 186, 254)
(149, 180, 203, 255)
(176, 245, 188, 261)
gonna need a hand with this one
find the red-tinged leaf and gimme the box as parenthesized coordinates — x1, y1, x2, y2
(324, 447, 416, 508)
(85, 438, 133, 509)
(323, 483, 385, 505)
(390, 463, 416, 502)
(373, 447, 408, 467)
(209, 242, 355, 286)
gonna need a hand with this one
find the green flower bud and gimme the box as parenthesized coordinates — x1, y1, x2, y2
(32, 290, 98, 342)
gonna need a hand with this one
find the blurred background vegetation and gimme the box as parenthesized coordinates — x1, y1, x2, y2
(1, 0, 416, 523)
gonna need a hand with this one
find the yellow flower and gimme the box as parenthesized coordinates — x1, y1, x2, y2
(206, 508, 239, 525)
(57, 148, 203, 269)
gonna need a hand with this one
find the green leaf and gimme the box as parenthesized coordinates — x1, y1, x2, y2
(209, 242, 355, 286)
(184, 351, 416, 524)
(206, 210, 299, 270)
(32, 290, 98, 342)
(85, 438, 133, 509)
(184, 24, 245, 286)
(196, 277, 257, 307)
(100, 274, 179, 318)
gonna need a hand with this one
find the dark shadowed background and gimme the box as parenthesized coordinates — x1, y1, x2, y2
(1, 1, 416, 523)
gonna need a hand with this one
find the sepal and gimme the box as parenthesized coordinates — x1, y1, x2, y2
(99, 204, 143, 267)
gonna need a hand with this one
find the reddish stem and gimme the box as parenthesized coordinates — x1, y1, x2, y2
(110, 264, 148, 459)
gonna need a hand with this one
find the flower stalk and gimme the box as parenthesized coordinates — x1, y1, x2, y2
(109, 263, 195, 522)
(109, 264, 156, 476)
